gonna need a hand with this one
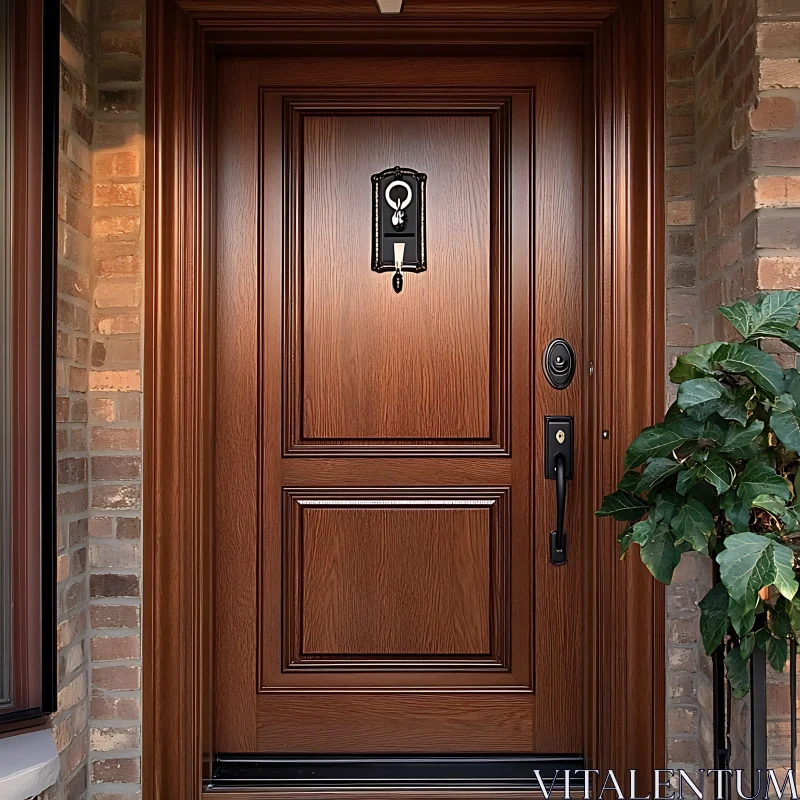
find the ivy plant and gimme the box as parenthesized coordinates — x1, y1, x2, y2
(597, 291, 800, 698)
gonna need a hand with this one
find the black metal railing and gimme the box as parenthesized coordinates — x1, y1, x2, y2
(712, 595, 798, 800)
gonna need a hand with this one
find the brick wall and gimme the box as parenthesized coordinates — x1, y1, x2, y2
(665, 0, 800, 783)
(752, 0, 800, 773)
(665, 0, 707, 780)
(44, 1, 145, 799)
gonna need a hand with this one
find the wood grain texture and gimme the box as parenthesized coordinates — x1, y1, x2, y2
(302, 508, 490, 656)
(281, 487, 510, 676)
(300, 114, 490, 443)
(256, 693, 534, 753)
(215, 58, 583, 754)
(283, 96, 510, 456)
(146, 3, 666, 796)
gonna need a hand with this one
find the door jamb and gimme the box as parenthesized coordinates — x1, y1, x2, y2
(144, 2, 666, 797)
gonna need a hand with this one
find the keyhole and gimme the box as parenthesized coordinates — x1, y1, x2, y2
(556, 430, 565, 444)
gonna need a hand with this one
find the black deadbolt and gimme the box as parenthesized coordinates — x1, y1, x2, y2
(543, 338, 576, 390)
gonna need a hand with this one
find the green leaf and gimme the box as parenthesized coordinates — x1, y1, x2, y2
(719, 300, 758, 339)
(748, 291, 800, 338)
(729, 595, 757, 637)
(618, 469, 641, 493)
(783, 506, 800, 533)
(700, 455, 733, 494)
(772, 541, 798, 600)
(635, 458, 685, 494)
(655, 490, 681, 524)
(596, 490, 649, 521)
(786, 368, 800, 405)
(640, 524, 681, 584)
(676, 466, 700, 496)
(671, 498, 714, 556)
(717, 533, 775, 608)
(714, 387, 752, 427)
(737, 460, 791, 506)
(767, 636, 788, 672)
(630, 513, 658, 546)
(740, 632, 755, 660)
(773, 393, 797, 413)
(677, 378, 726, 419)
(712, 343, 786, 397)
(721, 419, 765, 459)
(698, 583, 730, 655)
(726, 645, 751, 698)
(780, 327, 800, 353)
(623, 420, 705, 470)
(721, 491, 751, 532)
(751, 494, 788, 517)
(771, 408, 800, 453)
(770, 597, 792, 639)
(669, 342, 725, 384)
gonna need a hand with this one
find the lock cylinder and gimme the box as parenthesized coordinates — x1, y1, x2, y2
(543, 338, 576, 390)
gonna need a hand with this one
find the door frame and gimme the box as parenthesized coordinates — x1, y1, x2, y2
(143, 1, 666, 798)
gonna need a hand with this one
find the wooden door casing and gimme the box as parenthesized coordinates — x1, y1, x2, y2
(213, 56, 584, 755)
(144, 3, 666, 797)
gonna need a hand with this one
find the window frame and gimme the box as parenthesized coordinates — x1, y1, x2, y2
(0, 0, 57, 734)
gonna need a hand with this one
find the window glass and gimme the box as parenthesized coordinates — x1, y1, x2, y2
(0, 0, 11, 709)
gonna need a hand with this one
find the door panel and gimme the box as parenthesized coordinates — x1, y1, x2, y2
(214, 56, 584, 756)
(301, 114, 491, 445)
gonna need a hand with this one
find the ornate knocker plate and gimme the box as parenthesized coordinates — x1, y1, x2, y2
(371, 166, 427, 283)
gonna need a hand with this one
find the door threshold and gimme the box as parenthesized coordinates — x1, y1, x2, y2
(205, 754, 584, 792)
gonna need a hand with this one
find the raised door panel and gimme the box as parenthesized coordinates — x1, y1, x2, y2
(302, 508, 490, 655)
(281, 488, 510, 673)
(285, 97, 509, 455)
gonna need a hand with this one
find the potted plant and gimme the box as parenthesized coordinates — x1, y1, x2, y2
(597, 292, 800, 697)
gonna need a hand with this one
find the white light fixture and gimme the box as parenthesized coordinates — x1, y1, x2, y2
(376, 0, 404, 13)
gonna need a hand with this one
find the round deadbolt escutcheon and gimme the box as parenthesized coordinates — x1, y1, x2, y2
(543, 338, 576, 390)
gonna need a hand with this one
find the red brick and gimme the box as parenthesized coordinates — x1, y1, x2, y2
(90, 696, 140, 721)
(100, 29, 143, 57)
(95, 313, 140, 335)
(91, 605, 140, 629)
(667, 20, 695, 52)
(116, 517, 141, 540)
(88, 370, 141, 392)
(92, 455, 141, 481)
(91, 427, 140, 451)
(91, 756, 140, 785)
(92, 665, 140, 691)
(90, 573, 139, 599)
(752, 137, 800, 168)
(750, 95, 798, 130)
(89, 541, 140, 568)
(91, 484, 141, 511)
(757, 22, 800, 55)
(760, 57, 800, 89)
(758, 256, 800, 289)
(58, 457, 88, 486)
(94, 182, 141, 207)
(94, 150, 140, 179)
(91, 635, 140, 661)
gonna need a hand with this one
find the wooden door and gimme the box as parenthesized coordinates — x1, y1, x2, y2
(213, 55, 585, 758)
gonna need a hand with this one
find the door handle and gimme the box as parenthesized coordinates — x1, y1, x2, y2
(552, 452, 567, 565)
(545, 416, 573, 566)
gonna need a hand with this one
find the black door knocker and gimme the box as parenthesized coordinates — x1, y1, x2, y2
(371, 166, 427, 294)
